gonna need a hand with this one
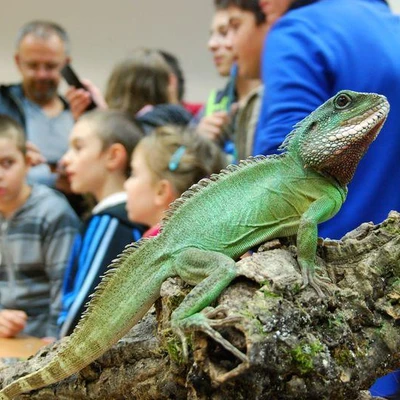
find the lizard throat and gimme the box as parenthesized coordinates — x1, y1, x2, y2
(320, 117, 385, 186)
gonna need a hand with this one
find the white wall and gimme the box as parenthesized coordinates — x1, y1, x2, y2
(2, 0, 400, 102)
(0, 0, 223, 102)
(389, 0, 400, 11)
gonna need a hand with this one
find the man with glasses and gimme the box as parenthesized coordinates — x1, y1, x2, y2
(0, 20, 74, 188)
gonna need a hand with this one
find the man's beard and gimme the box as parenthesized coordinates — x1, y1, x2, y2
(27, 79, 58, 104)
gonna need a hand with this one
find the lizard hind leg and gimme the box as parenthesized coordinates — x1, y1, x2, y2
(171, 248, 248, 363)
(177, 308, 247, 362)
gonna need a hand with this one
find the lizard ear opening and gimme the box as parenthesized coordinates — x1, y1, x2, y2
(308, 121, 318, 133)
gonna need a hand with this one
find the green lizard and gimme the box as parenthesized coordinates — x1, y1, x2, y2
(0, 90, 389, 399)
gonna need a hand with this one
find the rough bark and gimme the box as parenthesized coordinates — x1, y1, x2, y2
(1, 211, 400, 399)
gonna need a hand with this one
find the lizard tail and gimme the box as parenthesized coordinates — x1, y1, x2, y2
(0, 238, 172, 398)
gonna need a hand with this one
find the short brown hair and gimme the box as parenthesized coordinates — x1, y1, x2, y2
(0, 115, 26, 155)
(214, 0, 266, 25)
(105, 48, 171, 116)
(137, 125, 227, 196)
(79, 110, 144, 177)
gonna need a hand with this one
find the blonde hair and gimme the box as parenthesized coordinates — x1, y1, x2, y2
(137, 125, 227, 196)
(0, 115, 26, 155)
(105, 48, 171, 116)
(79, 109, 144, 177)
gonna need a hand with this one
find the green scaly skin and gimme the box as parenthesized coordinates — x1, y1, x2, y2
(0, 90, 389, 398)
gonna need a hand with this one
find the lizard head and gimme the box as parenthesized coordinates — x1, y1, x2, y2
(282, 90, 390, 186)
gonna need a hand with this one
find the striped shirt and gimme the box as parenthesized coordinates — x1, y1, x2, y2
(0, 184, 80, 338)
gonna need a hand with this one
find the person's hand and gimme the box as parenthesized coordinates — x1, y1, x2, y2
(41, 336, 56, 344)
(196, 111, 231, 143)
(0, 309, 27, 338)
(65, 79, 107, 121)
(26, 141, 46, 166)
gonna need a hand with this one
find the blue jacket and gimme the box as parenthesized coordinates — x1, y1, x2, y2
(254, 0, 400, 239)
(58, 203, 146, 337)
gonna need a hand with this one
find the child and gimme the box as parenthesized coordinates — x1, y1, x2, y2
(124, 125, 227, 237)
(66, 48, 192, 133)
(58, 110, 146, 337)
(192, 0, 264, 162)
(0, 115, 80, 339)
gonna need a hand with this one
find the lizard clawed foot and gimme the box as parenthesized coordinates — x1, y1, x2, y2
(171, 307, 248, 363)
(201, 305, 232, 320)
(173, 327, 191, 361)
(301, 268, 335, 298)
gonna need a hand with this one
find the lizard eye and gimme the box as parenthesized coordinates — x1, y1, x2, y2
(334, 93, 352, 109)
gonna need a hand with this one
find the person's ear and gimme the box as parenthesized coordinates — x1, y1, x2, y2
(24, 153, 33, 169)
(14, 53, 22, 72)
(105, 143, 127, 172)
(168, 73, 179, 104)
(154, 178, 177, 208)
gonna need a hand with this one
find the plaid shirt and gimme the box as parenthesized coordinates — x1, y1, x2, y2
(0, 184, 80, 338)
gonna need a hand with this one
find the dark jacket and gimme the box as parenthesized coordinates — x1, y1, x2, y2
(136, 103, 191, 134)
(0, 83, 70, 129)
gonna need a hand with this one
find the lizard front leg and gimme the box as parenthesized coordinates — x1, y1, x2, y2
(297, 194, 340, 297)
(171, 248, 248, 362)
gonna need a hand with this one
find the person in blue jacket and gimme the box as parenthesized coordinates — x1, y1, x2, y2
(254, 0, 400, 240)
(57, 109, 146, 337)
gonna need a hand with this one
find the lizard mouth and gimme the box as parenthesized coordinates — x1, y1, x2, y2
(331, 116, 386, 157)
(336, 104, 387, 153)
